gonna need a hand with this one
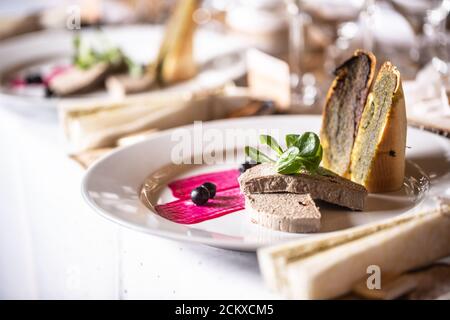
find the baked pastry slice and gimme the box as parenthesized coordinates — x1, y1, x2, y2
(321, 50, 376, 177)
(350, 61, 407, 192)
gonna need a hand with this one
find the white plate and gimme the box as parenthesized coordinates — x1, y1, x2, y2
(0, 25, 247, 109)
(82, 115, 450, 251)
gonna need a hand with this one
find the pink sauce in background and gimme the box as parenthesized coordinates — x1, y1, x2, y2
(9, 65, 71, 89)
(155, 169, 245, 224)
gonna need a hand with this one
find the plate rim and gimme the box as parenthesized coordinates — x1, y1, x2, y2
(81, 114, 450, 251)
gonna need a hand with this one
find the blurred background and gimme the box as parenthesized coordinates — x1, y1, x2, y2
(1, 2, 449, 99)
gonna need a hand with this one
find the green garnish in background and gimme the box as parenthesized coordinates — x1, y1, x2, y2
(124, 57, 144, 78)
(245, 132, 323, 174)
(73, 34, 124, 69)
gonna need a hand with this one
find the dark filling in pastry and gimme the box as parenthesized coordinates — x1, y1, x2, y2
(322, 54, 372, 175)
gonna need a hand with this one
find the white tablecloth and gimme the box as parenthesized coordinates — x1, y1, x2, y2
(0, 104, 277, 299)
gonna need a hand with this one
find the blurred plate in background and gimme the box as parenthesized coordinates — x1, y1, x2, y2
(0, 24, 248, 109)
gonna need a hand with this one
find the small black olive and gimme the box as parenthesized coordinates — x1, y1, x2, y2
(25, 73, 43, 84)
(201, 182, 216, 198)
(191, 186, 210, 205)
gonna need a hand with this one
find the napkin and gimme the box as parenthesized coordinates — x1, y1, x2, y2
(60, 85, 275, 159)
(403, 63, 450, 137)
(258, 198, 450, 299)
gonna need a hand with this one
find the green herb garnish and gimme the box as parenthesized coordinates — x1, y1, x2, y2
(260, 134, 283, 155)
(245, 132, 323, 174)
(125, 57, 144, 78)
(244, 146, 275, 164)
(73, 34, 125, 70)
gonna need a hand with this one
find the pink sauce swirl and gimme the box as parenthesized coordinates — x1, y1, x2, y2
(155, 169, 245, 224)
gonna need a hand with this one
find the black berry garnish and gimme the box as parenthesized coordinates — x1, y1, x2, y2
(45, 86, 55, 98)
(238, 161, 259, 174)
(201, 182, 216, 198)
(191, 186, 210, 205)
(25, 73, 43, 84)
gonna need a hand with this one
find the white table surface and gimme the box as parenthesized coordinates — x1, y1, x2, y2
(0, 104, 278, 299)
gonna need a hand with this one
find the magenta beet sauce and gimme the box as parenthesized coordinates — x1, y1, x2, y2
(155, 169, 245, 224)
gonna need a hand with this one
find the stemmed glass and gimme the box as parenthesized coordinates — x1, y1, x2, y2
(389, 0, 449, 107)
(285, 0, 373, 110)
(389, 0, 449, 68)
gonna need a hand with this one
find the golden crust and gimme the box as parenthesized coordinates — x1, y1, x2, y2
(350, 62, 407, 192)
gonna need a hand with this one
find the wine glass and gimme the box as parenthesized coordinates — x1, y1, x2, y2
(389, 0, 448, 64)
(285, 0, 372, 111)
(389, 0, 449, 106)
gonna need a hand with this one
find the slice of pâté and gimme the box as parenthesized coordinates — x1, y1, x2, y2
(239, 163, 367, 211)
(245, 193, 321, 233)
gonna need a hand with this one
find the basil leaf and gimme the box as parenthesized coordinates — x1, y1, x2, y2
(245, 146, 274, 163)
(285, 134, 300, 148)
(300, 144, 323, 172)
(125, 57, 144, 78)
(276, 147, 302, 174)
(311, 144, 323, 168)
(260, 135, 283, 155)
(297, 132, 320, 158)
(73, 34, 124, 70)
(246, 131, 323, 175)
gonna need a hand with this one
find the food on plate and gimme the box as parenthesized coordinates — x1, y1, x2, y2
(167, 169, 239, 199)
(105, 71, 155, 97)
(320, 50, 407, 192)
(350, 62, 407, 192)
(39, 0, 199, 97)
(321, 50, 376, 177)
(154, 187, 245, 224)
(8, 65, 70, 97)
(49, 62, 122, 96)
(245, 193, 321, 233)
(49, 36, 126, 96)
(201, 182, 217, 198)
(240, 52, 406, 233)
(245, 132, 323, 174)
(239, 163, 367, 211)
(24, 73, 43, 84)
(241, 132, 367, 232)
(138, 51, 406, 235)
